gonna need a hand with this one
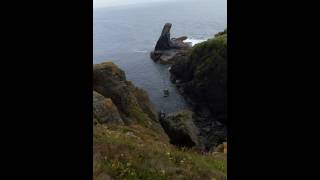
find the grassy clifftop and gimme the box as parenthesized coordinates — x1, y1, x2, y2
(94, 123, 227, 180)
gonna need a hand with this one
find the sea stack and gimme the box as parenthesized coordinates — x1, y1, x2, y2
(150, 23, 191, 64)
(154, 23, 173, 50)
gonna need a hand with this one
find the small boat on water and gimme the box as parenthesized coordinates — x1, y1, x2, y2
(163, 89, 169, 97)
(159, 110, 166, 120)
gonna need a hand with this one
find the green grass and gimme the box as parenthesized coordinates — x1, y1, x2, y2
(94, 123, 226, 180)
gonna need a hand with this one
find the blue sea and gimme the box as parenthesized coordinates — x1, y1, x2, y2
(93, 0, 227, 112)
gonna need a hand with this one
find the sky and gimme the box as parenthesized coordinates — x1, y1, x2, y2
(93, 0, 171, 8)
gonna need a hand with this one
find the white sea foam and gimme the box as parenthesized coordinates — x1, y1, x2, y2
(184, 38, 207, 46)
(134, 50, 148, 53)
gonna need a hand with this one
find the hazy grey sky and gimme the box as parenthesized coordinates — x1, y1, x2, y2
(93, 0, 171, 8)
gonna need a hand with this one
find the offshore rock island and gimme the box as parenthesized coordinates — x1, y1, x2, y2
(150, 23, 192, 64)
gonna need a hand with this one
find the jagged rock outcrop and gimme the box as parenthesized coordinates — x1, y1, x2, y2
(150, 23, 191, 64)
(93, 91, 123, 124)
(159, 110, 203, 148)
(93, 62, 158, 125)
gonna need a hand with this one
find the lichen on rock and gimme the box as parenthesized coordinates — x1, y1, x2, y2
(93, 90, 123, 124)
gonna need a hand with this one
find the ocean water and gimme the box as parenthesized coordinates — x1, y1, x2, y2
(93, 0, 227, 112)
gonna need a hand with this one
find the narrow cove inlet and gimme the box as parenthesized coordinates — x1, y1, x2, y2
(93, 0, 226, 112)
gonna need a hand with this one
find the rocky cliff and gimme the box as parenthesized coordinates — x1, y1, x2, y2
(93, 62, 159, 127)
(170, 30, 227, 123)
(169, 30, 227, 150)
(93, 62, 226, 180)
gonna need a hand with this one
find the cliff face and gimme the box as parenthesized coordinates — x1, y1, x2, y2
(93, 62, 226, 180)
(93, 62, 159, 127)
(170, 30, 227, 125)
